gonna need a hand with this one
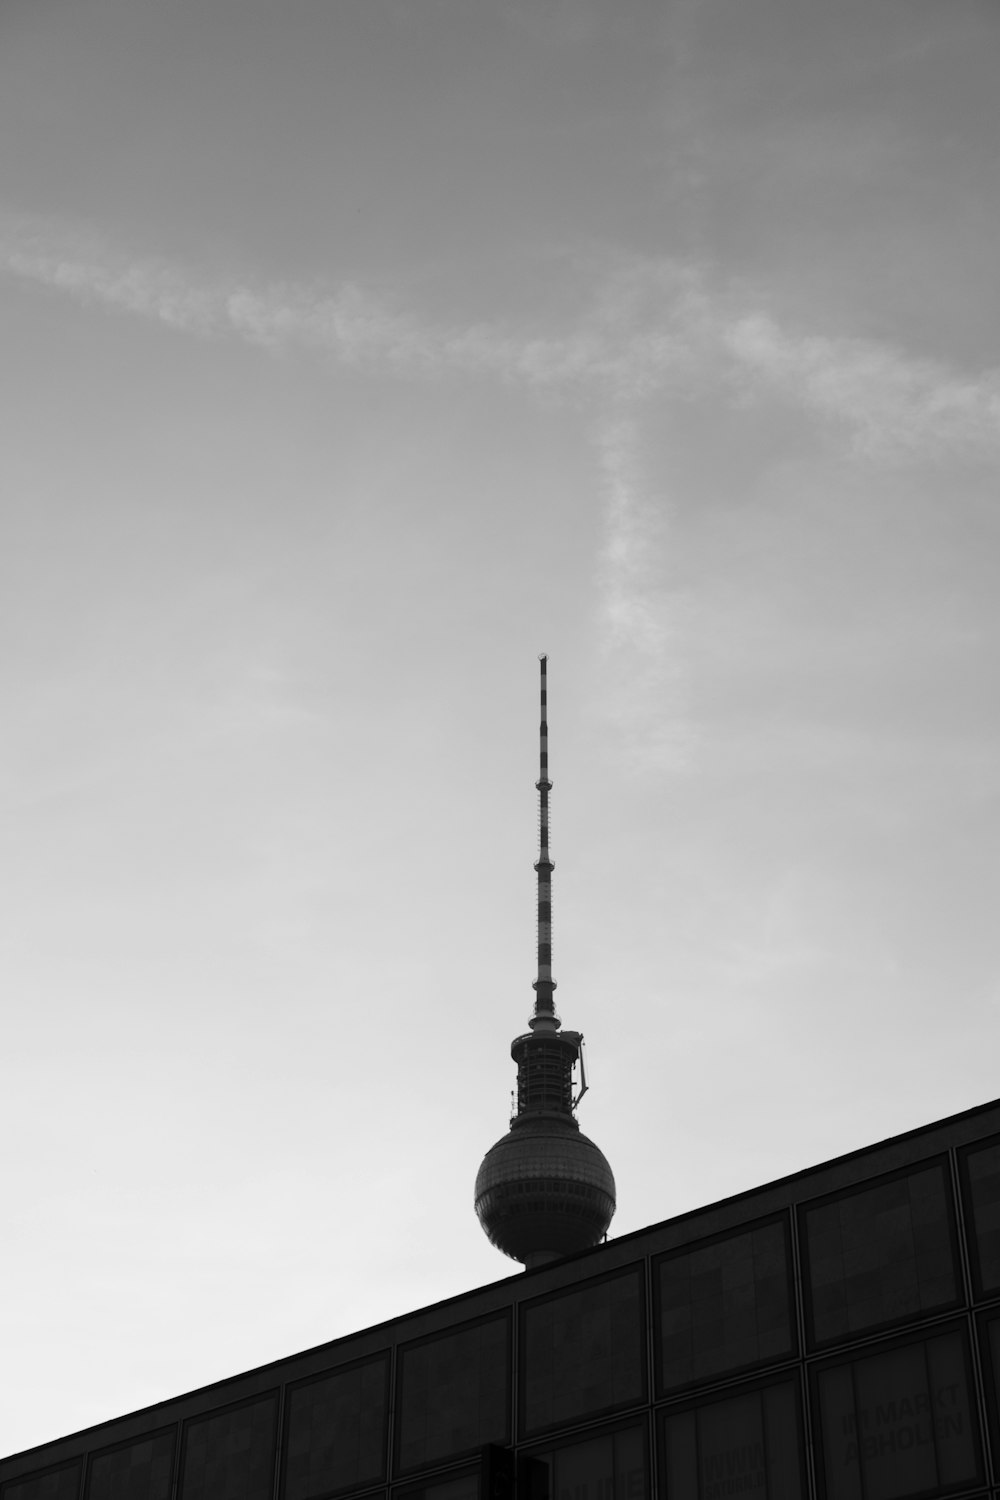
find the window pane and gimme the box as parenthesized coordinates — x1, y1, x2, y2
(853, 1345, 936, 1500)
(762, 1382, 800, 1500)
(699, 1393, 767, 1500)
(284, 1357, 387, 1498)
(815, 1330, 981, 1500)
(2, 1466, 81, 1500)
(926, 1333, 979, 1488)
(803, 1167, 956, 1346)
(522, 1268, 644, 1434)
(181, 1396, 277, 1500)
(663, 1410, 698, 1500)
(536, 1424, 648, 1500)
(661, 1384, 801, 1500)
(87, 1434, 174, 1500)
(963, 1142, 1000, 1295)
(657, 1221, 793, 1392)
(397, 1477, 479, 1500)
(396, 1316, 508, 1474)
(816, 1365, 862, 1500)
(555, 1436, 614, 1495)
(615, 1428, 647, 1500)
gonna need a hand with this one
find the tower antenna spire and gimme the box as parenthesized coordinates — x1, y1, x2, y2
(531, 653, 558, 1031)
(474, 655, 616, 1268)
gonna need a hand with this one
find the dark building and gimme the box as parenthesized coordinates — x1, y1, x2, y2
(6, 1097, 1000, 1500)
(7, 663, 999, 1499)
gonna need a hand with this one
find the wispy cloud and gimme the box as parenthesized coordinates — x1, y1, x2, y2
(5, 214, 998, 459)
(0, 216, 617, 389)
(5, 212, 1000, 772)
(723, 313, 1000, 463)
(594, 411, 693, 772)
(1, 240, 217, 335)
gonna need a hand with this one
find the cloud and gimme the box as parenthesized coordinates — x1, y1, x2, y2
(598, 413, 668, 657)
(0, 215, 618, 389)
(6, 214, 999, 464)
(4, 213, 1000, 455)
(4, 211, 1000, 772)
(0, 240, 217, 335)
(594, 411, 693, 772)
(723, 313, 1000, 462)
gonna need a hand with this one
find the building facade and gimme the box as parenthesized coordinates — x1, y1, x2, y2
(6, 1096, 1000, 1500)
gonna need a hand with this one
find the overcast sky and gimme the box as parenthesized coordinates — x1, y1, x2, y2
(2, 0, 1000, 1459)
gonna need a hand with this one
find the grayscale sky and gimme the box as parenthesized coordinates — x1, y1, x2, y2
(2, 0, 999, 1457)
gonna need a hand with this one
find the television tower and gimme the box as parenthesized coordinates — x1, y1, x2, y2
(474, 656, 616, 1268)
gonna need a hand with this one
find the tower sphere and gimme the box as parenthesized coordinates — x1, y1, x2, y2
(475, 1116, 616, 1267)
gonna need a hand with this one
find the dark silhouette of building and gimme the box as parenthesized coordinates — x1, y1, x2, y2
(5, 663, 1000, 1500)
(5, 1099, 1000, 1500)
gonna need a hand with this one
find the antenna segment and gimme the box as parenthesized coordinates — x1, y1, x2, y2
(531, 654, 558, 1031)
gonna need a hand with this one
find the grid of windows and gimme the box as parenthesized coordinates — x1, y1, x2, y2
(12, 1117, 1000, 1500)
